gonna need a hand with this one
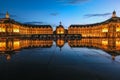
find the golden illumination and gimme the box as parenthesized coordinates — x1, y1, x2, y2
(102, 28, 108, 32)
(116, 27, 120, 32)
(0, 28, 1, 32)
(1, 11, 120, 38)
(0, 20, 53, 35)
(57, 31, 64, 34)
(6, 55, 11, 60)
(13, 28, 19, 32)
(68, 38, 120, 52)
(57, 39, 65, 47)
(102, 40, 108, 45)
(60, 31, 64, 34)
(6, 11, 10, 18)
(0, 39, 53, 52)
(68, 12, 120, 38)
(0, 28, 5, 32)
(0, 42, 6, 51)
(116, 41, 120, 46)
(13, 41, 20, 50)
(56, 26, 65, 34)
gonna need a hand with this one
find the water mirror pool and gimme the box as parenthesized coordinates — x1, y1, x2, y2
(0, 38, 120, 80)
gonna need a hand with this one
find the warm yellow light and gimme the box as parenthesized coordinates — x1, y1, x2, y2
(6, 55, 11, 60)
(13, 41, 20, 50)
(13, 28, 19, 32)
(102, 40, 108, 45)
(60, 31, 63, 34)
(57, 39, 64, 47)
(116, 28, 120, 32)
(57, 30, 64, 34)
(102, 28, 108, 32)
(0, 28, 5, 32)
(0, 42, 6, 50)
(0, 28, 1, 32)
(116, 41, 120, 46)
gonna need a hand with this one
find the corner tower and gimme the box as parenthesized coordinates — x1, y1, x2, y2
(112, 10, 116, 17)
(6, 11, 10, 18)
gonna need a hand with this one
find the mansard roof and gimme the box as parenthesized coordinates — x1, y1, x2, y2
(70, 17, 120, 28)
(0, 18, 21, 24)
(23, 24, 52, 28)
(0, 18, 52, 28)
(56, 24, 64, 29)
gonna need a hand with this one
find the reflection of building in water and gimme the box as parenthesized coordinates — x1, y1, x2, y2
(68, 11, 120, 38)
(21, 39, 53, 48)
(68, 38, 120, 60)
(56, 39, 65, 51)
(68, 38, 120, 52)
(0, 38, 53, 60)
(0, 38, 20, 52)
(0, 38, 53, 52)
(0, 12, 53, 37)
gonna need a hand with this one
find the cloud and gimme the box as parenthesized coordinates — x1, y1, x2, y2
(68, 0, 89, 4)
(50, 13, 59, 16)
(0, 12, 17, 18)
(84, 13, 111, 18)
(23, 21, 45, 25)
(57, 0, 89, 5)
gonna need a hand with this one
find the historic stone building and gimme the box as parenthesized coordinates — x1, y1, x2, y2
(56, 22, 65, 35)
(1, 11, 120, 38)
(68, 11, 120, 38)
(0, 12, 53, 37)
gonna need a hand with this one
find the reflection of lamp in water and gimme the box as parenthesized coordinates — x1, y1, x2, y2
(56, 39, 65, 51)
(6, 54, 11, 61)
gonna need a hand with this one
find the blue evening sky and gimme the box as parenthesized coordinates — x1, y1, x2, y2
(0, 0, 120, 29)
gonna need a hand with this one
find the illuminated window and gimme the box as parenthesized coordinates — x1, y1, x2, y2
(102, 28, 108, 32)
(0, 28, 5, 32)
(116, 40, 120, 46)
(116, 27, 120, 32)
(13, 28, 19, 32)
(0, 28, 1, 32)
(102, 40, 108, 45)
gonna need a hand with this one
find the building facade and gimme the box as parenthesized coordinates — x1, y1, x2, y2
(0, 12, 53, 37)
(1, 11, 120, 38)
(55, 22, 65, 35)
(68, 11, 120, 38)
